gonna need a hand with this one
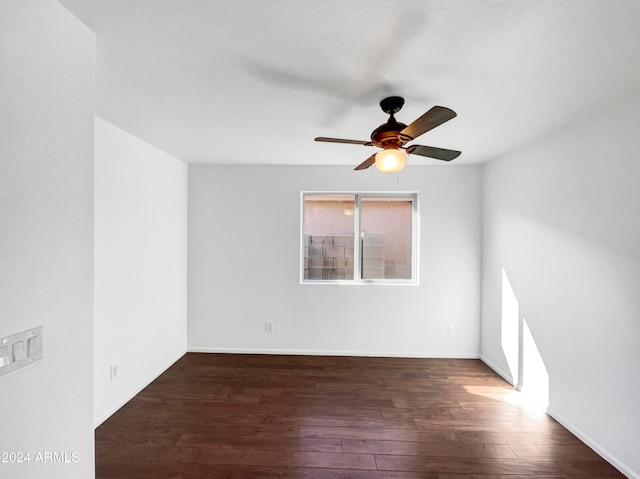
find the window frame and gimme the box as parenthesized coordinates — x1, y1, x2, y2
(300, 191, 419, 285)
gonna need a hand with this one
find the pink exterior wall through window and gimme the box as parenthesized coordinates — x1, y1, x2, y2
(304, 196, 413, 280)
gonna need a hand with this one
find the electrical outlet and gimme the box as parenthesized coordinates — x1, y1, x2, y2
(448, 325, 455, 336)
(265, 322, 273, 333)
(110, 365, 119, 381)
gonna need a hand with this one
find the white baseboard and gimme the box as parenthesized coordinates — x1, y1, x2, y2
(480, 355, 637, 479)
(187, 346, 480, 359)
(93, 349, 187, 428)
(479, 354, 516, 387)
(546, 407, 638, 479)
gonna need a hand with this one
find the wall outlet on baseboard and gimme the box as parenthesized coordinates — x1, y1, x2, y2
(448, 325, 455, 336)
(265, 322, 273, 333)
(110, 365, 119, 381)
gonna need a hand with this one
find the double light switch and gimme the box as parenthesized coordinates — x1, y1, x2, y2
(0, 326, 43, 376)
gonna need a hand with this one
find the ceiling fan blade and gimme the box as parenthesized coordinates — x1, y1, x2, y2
(406, 145, 461, 161)
(354, 153, 377, 170)
(399, 106, 457, 142)
(315, 137, 373, 146)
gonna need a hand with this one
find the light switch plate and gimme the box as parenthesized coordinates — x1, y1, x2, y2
(0, 326, 43, 376)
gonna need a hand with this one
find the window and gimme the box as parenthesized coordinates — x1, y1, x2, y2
(302, 193, 418, 284)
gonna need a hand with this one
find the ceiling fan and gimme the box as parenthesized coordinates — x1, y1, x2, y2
(315, 96, 461, 173)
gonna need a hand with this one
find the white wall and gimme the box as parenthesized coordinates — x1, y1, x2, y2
(0, 1, 95, 477)
(481, 92, 640, 478)
(94, 119, 188, 425)
(189, 165, 482, 357)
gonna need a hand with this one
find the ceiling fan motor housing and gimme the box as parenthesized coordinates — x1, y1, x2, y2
(371, 119, 407, 149)
(370, 96, 409, 148)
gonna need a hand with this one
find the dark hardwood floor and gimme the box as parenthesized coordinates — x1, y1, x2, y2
(95, 353, 625, 478)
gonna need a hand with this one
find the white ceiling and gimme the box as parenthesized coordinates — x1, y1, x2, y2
(58, 0, 640, 166)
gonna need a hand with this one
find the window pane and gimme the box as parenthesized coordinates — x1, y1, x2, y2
(360, 198, 413, 280)
(303, 195, 355, 280)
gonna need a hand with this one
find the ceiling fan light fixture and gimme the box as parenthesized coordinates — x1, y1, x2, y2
(375, 148, 406, 173)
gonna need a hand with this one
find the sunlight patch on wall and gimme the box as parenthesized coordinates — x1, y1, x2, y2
(499, 268, 550, 411)
(500, 269, 520, 386)
(521, 317, 550, 409)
